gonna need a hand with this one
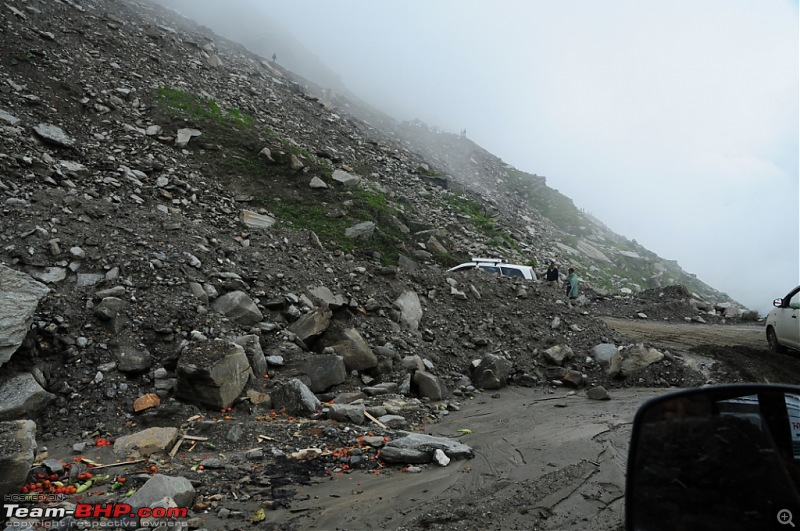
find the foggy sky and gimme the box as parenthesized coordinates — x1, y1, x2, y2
(202, 1, 798, 314)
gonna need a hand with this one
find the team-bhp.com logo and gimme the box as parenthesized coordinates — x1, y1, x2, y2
(4, 503, 187, 521)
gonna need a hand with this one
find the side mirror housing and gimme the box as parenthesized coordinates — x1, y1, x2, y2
(626, 384, 800, 530)
(775, 297, 785, 307)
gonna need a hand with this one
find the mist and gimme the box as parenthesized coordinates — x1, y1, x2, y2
(157, 0, 799, 315)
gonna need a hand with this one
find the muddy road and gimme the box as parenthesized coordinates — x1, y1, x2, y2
(603, 317, 800, 386)
(267, 319, 800, 530)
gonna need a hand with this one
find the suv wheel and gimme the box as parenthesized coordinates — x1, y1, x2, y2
(767, 327, 787, 353)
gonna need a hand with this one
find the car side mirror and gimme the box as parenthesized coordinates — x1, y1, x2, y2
(775, 298, 785, 307)
(626, 384, 800, 530)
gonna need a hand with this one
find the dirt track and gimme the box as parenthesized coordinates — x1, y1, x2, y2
(601, 317, 766, 351)
(603, 317, 800, 386)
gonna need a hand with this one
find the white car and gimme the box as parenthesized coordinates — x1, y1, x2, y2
(766, 286, 800, 353)
(447, 258, 537, 280)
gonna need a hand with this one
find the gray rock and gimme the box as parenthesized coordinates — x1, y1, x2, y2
(28, 267, 67, 284)
(127, 475, 195, 509)
(0, 109, 20, 126)
(587, 386, 611, 400)
(93, 297, 128, 333)
(226, 424, 244, 443)
(95, 286, 126, 299)
(212, 290, 263, 325)
(207, 54, 223, 68)
(413, 371, 447, 400)
(394, 290, 422, 330)
(381, 432, 474, 464)
(33, 123, 75, 148)
(591, 344, 622, 378)
(302, 354, 346, 392)
(562, 369, 585, 387)
(328, 403, 366, 425)
(175, 128, 201, 147)
(233, 335, 268, 377)
(76, 273, 105, 287)
(176, 340, 252, 409)
(318, 326, 378, 372)
(239, 210, 276, 229)
(116, 345, 152, 374)
(258, 147, 274, 162)
(0, 265, 49, 366)
(620, 344, 665, 376)
(400, 355, 425, 372)
(309, 176, 327, 188)
(0, 420, 37, 502)
(0, 373, 56, 421)
(270, 378, 321, 417)
(114, 427, 179, 457)
(288, 307, 332, 342)
(188, 282, 208, 304)
(332, 169, 361, 186)
(378, 415, 408, 429)
(543, 345, 574, 367)
(308, 286, 346, 309)
(364, 382, 398, 396)
(345, 221, 375, 239)
(397, 255, 420, 271)
(472, 353, 512, 390)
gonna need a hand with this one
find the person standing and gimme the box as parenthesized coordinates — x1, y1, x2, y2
(545, 261, 560, 289)
(565, 268, 579, 299)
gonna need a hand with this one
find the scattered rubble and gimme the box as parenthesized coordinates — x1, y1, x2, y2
(0, 0, 760, 529)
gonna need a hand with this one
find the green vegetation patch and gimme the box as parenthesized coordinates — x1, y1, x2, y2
(157, 87, 254, 126)
(445, 194, 520, 253)
(264, 187, 407, 265)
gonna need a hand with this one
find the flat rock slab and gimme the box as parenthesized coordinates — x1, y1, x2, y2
(33, 123, 75, 148)
(381, 432, 474, 464)
(127, 474, 195, 509)
(114, 427, 179, 457)
(0, 373, 55, 421)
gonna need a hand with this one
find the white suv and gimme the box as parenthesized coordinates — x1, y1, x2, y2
(766, 286, 800, 353)
(447, 258, 537, 280)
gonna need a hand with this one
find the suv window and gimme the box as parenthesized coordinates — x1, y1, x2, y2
(478, 266, 501, 275)
(500, 267, 525, 279)
(790, 292, 800, 310)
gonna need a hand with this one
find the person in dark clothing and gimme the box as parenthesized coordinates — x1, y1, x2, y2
(545, 261, 559, 289)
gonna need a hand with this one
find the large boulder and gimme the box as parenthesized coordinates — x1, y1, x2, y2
(620, 344, 665, 376)
(0, 420, 37, 502)
(318, 326, 377, 372)
(288, 308, 332, 343)
(303, 354, 347, 392)
(0, 373, 55, 421)
(270, 379, 321, 417)
(0, 265, 49, 367)
(394, 290, 423, 330)
(412, 371, 448, 400)
(471, 353, 512, 390)
(127, 475, 195, 509)
(542, 345, 574, 367)
(233, 335, 267, 377)
(591, 343, 622, 378)
(175, 340, 252, 409)
(212, 291, 263, 325)
(114, 427, 179, 457)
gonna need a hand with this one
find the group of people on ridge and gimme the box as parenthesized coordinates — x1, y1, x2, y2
(543, 261, 578, 300)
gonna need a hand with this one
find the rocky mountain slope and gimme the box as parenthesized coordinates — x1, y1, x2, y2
(0, 0, 754, 529)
